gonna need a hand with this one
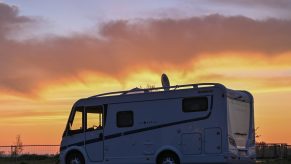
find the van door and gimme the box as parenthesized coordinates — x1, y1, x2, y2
(85, 106, 104, 162)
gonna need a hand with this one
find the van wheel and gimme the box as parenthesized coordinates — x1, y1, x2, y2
(157, 152, 180, 164)
(66, 151, 85, 164)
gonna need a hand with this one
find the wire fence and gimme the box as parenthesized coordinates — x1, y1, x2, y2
(0, 145, 59, 157)
(1, 143, 290, 161)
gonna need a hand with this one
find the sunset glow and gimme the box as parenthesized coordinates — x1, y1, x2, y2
(1, 1, 291, 146)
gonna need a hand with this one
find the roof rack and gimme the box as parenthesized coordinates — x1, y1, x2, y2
(89, 83, 223, 98)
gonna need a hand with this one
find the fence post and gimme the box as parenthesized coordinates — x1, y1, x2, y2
(10, 145, 12, 157)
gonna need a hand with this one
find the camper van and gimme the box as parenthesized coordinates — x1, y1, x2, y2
(60, 76, 255, 164)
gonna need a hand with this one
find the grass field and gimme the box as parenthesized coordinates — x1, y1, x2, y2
(0, 157, 290, 164)
(0, 155, 59, 164)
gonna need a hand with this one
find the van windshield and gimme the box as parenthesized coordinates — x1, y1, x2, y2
(227, 98, 250, 148)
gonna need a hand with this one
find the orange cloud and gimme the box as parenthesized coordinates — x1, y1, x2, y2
(0, 52, 290, 145)
(1, 2, 291, 96)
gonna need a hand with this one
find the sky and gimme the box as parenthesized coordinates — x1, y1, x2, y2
(0, 0, 291, 145)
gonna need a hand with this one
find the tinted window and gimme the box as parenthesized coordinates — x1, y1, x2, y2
(183, 97, 208, 112)
(117, 111, 133, 127)
(86, 106, 103, 131)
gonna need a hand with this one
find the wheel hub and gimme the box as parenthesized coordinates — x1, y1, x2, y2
(162, 157, 176, 164)
(70, 157, 81, 164)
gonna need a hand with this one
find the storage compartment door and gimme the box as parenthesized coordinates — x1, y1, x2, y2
(204, 128, 222, 154)
(182, 133, 202, 155)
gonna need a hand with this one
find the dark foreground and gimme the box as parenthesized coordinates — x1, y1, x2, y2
(0, 155, 59, 164)
(0, 157, 290, 164)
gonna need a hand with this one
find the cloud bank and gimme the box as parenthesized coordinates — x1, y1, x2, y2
(0, 2, 291, 95)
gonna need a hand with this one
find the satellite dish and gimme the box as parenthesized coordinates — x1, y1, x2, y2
(161, 73, 170, 91)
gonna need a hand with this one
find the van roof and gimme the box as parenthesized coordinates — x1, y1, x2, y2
(73, 83, 252, 107)
(88, 83, 225, 98)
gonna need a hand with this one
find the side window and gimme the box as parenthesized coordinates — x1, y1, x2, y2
(86, 106, 103, 131)
(183, 97, 208, 112)
(69, 107, 84, 134)
(117, 111, 133, 127)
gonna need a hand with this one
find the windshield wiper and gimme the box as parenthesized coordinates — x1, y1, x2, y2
(234, 132, 247, 136)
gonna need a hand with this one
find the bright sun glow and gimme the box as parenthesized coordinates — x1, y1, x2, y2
(1, 52, 291, 145)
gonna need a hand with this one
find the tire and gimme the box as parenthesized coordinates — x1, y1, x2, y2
(66, 152, 85, 164)
(157, 152, 180, 164)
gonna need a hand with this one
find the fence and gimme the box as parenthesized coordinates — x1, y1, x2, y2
(256, 143, 290, 159)
(1, 144, 290, 159)
(0, 145, 59, 157)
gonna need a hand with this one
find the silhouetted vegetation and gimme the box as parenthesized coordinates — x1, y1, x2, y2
(0, 154, 59, 164)
(11, 135, 24, 157)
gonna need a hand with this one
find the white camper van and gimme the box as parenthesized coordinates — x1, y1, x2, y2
(60, 76, 255, 164)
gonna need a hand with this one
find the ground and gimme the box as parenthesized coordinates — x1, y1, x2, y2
(0, 158, 58, 164)
(0, 158, 290, 163)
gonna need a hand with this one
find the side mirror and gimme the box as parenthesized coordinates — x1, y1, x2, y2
(66, 123, 73, 136)
(67, 130, 72, 136)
